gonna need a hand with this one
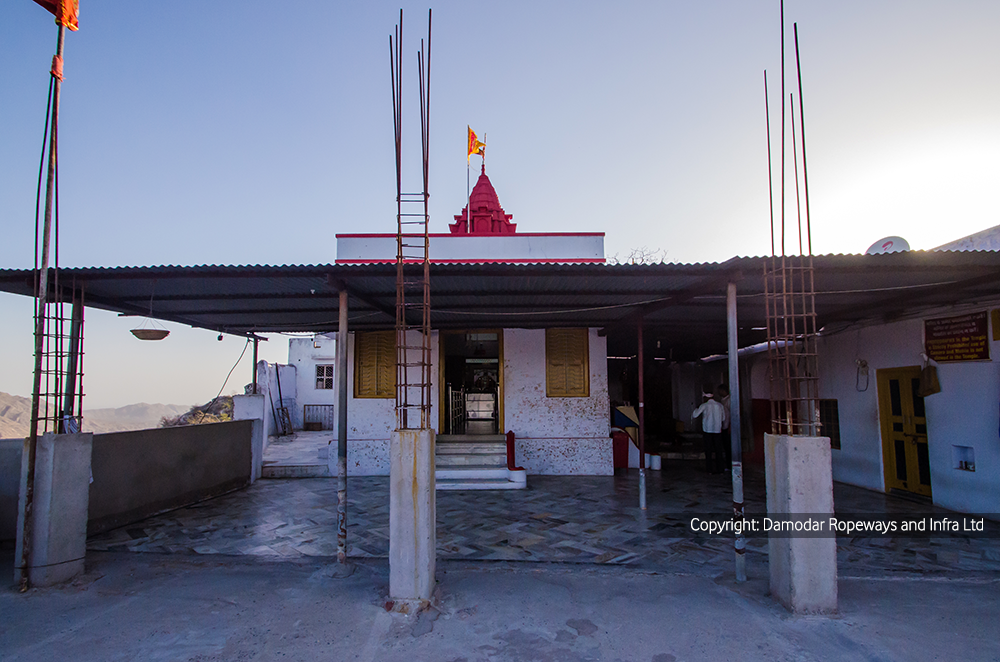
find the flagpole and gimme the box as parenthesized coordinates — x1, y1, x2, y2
(466, 154, 471, 234)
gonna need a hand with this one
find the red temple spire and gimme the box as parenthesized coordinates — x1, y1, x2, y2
(450, 166, 516, 234)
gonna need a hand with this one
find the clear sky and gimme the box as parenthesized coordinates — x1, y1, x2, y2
(1, 1, 998, 408)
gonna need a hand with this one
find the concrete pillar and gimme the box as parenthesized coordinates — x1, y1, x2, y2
(232, 394, 265, 482)
(727, 281, 746, 582)
(14, 432, 92, 587)
(389, 428, 435, 604)
(764, 433, 837, 614)
(335, 291, 349, 565)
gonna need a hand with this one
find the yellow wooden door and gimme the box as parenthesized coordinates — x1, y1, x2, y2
(876, 367, 932, 498)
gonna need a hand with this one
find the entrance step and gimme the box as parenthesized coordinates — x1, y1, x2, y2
(436, 467, 509, 480)
(437, 455, 506, 468)
(437, 442, 506, 454)
(436, 477, 525, 490)
(437, 434, 506, 443)
(435, 434, 525, 490)
(261, 463, 331, 479)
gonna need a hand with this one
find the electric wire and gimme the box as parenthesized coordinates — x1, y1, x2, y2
(211, 337, 251, 403)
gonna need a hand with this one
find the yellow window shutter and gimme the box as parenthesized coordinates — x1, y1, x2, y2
(546, 328, 589, 397)
(355, 331, 395, 398)
(376, 331, 395, 398)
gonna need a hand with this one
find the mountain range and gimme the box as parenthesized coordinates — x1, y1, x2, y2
(0, 392, 188, 438)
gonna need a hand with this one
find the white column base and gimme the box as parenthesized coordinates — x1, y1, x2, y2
(764, 433, 838, 614)
(389, 429, 436, 603)
(15, 432, 93, 587)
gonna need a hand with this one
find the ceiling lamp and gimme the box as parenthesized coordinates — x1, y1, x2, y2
(131, 288, 170, 340)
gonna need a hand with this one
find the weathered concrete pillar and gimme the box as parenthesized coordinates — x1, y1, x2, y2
(232, 394, 265, 482)
(764, 433, 837, 614)
(335, 291, 349, 566)
(14, 432, 92, 587)
(389, 428, 435, 604)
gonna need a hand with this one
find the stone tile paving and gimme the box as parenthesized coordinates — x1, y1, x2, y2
(88, 464, 1000, 577)
(261, 431, 332, 466)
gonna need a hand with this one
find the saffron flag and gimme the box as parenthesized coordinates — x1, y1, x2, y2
(32, 0, 79, 31)
(467, 126, 486, 161)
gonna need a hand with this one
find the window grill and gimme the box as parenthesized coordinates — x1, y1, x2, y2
(315, 364, 333, 390)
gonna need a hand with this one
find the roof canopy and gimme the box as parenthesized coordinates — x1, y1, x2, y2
(2, 251, 998, 360)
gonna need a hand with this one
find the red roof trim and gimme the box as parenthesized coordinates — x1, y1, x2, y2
(335, 258, 607, 264)
(336, 232, 605, 239)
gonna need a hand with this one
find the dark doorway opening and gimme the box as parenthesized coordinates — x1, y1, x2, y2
(442, 331, 501, 435)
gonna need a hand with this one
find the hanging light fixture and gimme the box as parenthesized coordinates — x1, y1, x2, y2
(131, 287, 170, 341)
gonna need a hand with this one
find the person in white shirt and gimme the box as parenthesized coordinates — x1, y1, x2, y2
(692, 391, 727, 474)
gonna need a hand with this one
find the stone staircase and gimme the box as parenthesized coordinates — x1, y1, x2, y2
(435, 434, 526, 490)
(260, 432, 527, 489)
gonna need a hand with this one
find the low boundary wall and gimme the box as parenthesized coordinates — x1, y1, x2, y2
(88, 420, 253, 535)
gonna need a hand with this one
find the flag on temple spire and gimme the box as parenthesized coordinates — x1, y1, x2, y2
(32, 0, 79, 31)
(467, 126, 486, 162)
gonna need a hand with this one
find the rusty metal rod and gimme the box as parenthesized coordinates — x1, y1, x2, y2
(780, 0, 786, 257)
(19, 24, 66, 591)
(794, 23, 814, 256)
(790, 94, 803, 256)
(60, 286, 82, 429)
(764, 70, 775, 258)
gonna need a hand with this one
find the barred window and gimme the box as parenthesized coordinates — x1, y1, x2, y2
(315, 364, 334, 390)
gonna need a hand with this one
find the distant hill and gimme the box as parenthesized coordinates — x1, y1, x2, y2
(0, 392, 188, 438)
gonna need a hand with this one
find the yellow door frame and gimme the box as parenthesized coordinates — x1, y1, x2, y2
(876, 366, 932, 498)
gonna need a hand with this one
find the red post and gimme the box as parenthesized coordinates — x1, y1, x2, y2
(506, 430, 523, 471)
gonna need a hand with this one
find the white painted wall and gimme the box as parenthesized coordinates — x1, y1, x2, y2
(288, 334, 337, 430)
(818, 305, 1000, 514)
(337, 330, 440, 476)
(232, 394, 265, 482)
(503, 328, 611, 475)
(336, 233, 605, 264)
(256, 362, 296, 440)
(748, 353, 771, 400)
(326, 327, 613, 476)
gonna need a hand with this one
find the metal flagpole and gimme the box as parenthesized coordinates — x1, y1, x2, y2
(467, 151, 471, 233)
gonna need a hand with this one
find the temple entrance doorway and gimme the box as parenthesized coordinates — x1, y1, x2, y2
(440, 330, 503, 435)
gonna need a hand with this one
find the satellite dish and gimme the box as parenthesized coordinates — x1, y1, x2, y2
(865, 236, 910, 255)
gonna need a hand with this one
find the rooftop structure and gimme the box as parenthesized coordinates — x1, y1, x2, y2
(336, 166, 604, 264)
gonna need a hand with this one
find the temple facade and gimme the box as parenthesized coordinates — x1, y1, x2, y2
(292, 167, 614, 483)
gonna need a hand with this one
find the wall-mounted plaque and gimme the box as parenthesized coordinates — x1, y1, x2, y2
(924, 311, 989, 362)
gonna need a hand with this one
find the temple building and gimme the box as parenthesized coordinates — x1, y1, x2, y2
(290, 166, 613, 488)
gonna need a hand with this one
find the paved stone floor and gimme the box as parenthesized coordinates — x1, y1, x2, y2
(261, 431, 331, 467)
(88, 463, 1000, 578)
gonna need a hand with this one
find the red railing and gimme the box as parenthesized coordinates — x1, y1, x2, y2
(506, 430, 524, 471)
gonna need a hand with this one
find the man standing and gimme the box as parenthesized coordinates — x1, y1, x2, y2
(692, 391, 726, 474)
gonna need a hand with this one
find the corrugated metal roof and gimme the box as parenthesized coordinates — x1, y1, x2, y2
(2, 251, 999, 360)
